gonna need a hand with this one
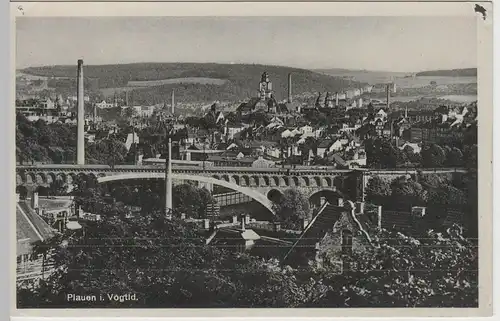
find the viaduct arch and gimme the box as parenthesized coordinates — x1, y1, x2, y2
(97, 172, 274, 213)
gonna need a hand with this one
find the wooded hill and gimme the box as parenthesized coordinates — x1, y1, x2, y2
(416, 68, 477, 77)
(21, 63, 363, 105)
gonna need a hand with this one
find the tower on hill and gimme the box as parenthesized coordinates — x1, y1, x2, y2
(258, 72, 273, 101)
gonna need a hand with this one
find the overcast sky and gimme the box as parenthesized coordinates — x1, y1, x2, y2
(16, 16, 477, 72)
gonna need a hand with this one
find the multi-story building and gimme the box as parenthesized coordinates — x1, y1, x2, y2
(16, 98, 62, 123)
(95, 100, 117, 109)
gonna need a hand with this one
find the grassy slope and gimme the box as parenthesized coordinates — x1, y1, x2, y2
(21, 63, 363, 104)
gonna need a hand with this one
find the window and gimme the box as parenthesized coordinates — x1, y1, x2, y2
(341, 229, 353, 256)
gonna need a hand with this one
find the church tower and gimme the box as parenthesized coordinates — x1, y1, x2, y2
(259, 72, 273, 101)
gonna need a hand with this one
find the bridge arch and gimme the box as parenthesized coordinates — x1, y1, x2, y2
(16, 185, 28, 200)
(241, 175, 250, 187)
(36, 173, 46, 184)
(321, 177, 332, 188)
(46, 172, 56, 185)
(309, 188, 345, 207)
(67, 173, 76, 185)
(16, 174, 23, 186)
(333, 176, 344, 190)
(267, 189, 283, 203)
(250, 175, 259, 187)
(97, 172, 274, 213)
(56, 173, 67, 183)
(231, 175, 240, 185)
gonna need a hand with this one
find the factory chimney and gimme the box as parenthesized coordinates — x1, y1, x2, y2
(77, 59, 85, 165)
(125, 90, 129, 106)
(287, 73, 292, 103)
(171, 89, 175, 115)
(335, 92, 339, 106)
(386, 84, 390, 110)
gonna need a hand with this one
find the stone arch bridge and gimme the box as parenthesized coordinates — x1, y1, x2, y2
(16, 165, 467, 213)
(16, 165, 365, 212)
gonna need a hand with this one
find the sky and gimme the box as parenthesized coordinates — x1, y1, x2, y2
(16, 16, 477, 73)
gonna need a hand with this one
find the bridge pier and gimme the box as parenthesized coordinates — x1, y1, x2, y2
(198, 181, 213, 192)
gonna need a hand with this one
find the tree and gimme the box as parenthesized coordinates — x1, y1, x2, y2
(427, 184, 467, 208)
(365, 138, 404, 168)
(172, 184, 215, 219)
(390, 176, 428, 208)
(86, 138, 128, 167)
(48, 179, 68, 196)
(272, 188, 310, 229)
(463, 144, 477, 169)
(17, 210, 327, 308)
(123, 106, 138, 120)
(365, 176, 391, 205)
(318, 226, 478, 307)
(445, 147, 464, 167)
(421, 143, 446, 168)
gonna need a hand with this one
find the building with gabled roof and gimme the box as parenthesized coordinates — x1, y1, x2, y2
(283, 199, 378, 270)
(16, 193, 58, 281)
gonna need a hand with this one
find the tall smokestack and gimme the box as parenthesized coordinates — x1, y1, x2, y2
(171, 90, 175, 115)
(335, 92, 339, 106)
(125, 91, 129, 106)
(166, 138, 173, 216)
(287, 73, 292, 103)
(77, 59, 85, 165)
(386, 84, 390, 110)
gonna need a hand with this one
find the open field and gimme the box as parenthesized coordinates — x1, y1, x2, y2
(127, 77, 227, 87)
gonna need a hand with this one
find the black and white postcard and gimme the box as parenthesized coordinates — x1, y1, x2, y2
(10, 1, 493, 318)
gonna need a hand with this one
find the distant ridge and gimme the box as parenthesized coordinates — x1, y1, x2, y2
(416, 68, 477, 77)
(314, 68, 395, 74)
(20, 62, 364, 104)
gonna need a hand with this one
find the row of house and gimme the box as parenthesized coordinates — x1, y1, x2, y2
(204, 196, 466, 271)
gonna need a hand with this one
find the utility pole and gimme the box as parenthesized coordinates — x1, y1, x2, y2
(162, 116, 173, 219)
(203, 142, 206, 170)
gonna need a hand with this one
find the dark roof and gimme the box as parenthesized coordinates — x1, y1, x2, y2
(434, 105, 449, 114)
(219, 150, 241, 158)
(227, 122, 245, 128)
(215, 142, 228, 150)
(17, 201, 56, 255)
(331, 153, 347, 166)
(249, 236, 294, 260)
(284, 203, 345, 263)
(443, 210, 464, 227)
(381, 210, 415, 233)
(318, 139, 333, 148)
(237, 98, 260, 113)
